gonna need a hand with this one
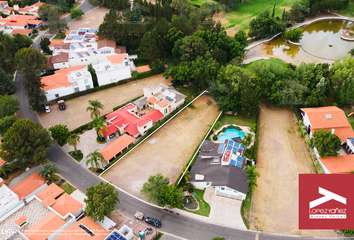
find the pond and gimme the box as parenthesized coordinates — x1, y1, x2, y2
(265, 19, 354, 62)
(183, 196, 198, 210)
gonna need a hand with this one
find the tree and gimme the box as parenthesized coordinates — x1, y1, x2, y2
(228, 0, 239, 9)
(272, 2, 276, 18)
(84, 182, 120, 222)
(39, 37, 51, 54)
(234, 30, 248, 50)
(164, 0, 173, 22)
(38, 3, 56, 21)
(285, 28, 304, 42)
(211, 238, 226, 240)
(331, 55, 354, 87)
(38, 164, 60, 183)
(170, 0, 190, 15)
(313, 129, 341, 157)
(0, 95, 20, 118)
(246, 165, 260, 192)
(87, 0, 103, 6)
(49, 124, 70, 145)
(86, 99, 104, 119)
(0, 115, 17, 136)
(141, 173, 169, 203)
(0, 67, 15, 96)
(86, 149, 105, 170)
(179, 36, 209, 62)
(159, 184, 184, 208)
(341, 229, 354, 235)
(335, 73, 354, 105)
(248, 9, 286, 39)
(48, 10, 69, 34)
(349, 47, 354, 57)
(131, 2, 143, 21)
(91, 117, 107, 141)
(0, 119, 53, 167)
(87, 64, 98, 87)
(70, 8, 84, 19)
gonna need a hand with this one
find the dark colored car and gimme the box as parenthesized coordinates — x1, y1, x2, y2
(145, 217, 161, 228)
(58, 100, 66, 110)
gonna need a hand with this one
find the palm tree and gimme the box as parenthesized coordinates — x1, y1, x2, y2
(91, 117, 108, 142)
(86, 100, 104, 119)
(38, 164, 60, 183)
(181, 167, 191, 181)
(0, 164, 12, 177)
(246, 165, 260, 192)
(67, 133, 80, 152)
(349, 48, 354, 57)
(86, 150, 105, 170)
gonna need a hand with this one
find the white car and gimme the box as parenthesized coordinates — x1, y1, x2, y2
(45, 106, 51, 113)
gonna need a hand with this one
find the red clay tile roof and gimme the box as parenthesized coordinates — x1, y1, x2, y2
(301, 106, 354, 142)
(100, 134, 135, 161)
(157, 99, 169, 108)
(32, 2, 44, 7)
(137, 65, 151, 73)
(41, 196, 55, 207)
(106, 54, 127, 64)
(101, 123, 119, 137)
(36, 183, 64, 201)
(11, 172, 45, 200)
(121, 103, 135, 110)
(143, 109, 164, 123)
(0, 1, 8, 4)
(42, 65, 86, 91)
(51, 52, 69, 63)
(115, 46, 126, 54)
(45, 56, 54, 69)
(14, 215, 27, 226)
(49, 39, 64, 47)
(138, 118, 151, 127)
(51, 193, 83, 216)
(54, 43, 70, 50)
(97, 39, 116, 49)
(105, 105, 141, 136)
(0, 156, 6, 167)
(24, 212, 65, 240)
(27, 19, 42, 25)
(55, 216, 110, 240)
(319, 155, 354, 174)
(11, 29, 32, 35)
(148, 96, 157, 103)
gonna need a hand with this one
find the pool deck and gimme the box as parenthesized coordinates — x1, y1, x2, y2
(212, 124, 254, 145)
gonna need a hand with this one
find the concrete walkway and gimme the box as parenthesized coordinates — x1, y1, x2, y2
(9, 165, 42, 188)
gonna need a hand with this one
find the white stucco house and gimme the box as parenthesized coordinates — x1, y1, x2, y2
(41, 65, 94, 101)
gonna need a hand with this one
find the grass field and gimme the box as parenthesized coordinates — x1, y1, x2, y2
(70, 2, 80, 11)
(219, 113, 257, 128)
(179, 189, 211, 217)
(190, 0, 218, 6)
(241, 191, 252, 229)
(243, 57, 288, 69)
(219, 0, 297, 31)
(337, 3, 354, 16)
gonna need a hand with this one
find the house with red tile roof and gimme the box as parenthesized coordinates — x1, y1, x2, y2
(50, 193, 83, 217)
(1, 2, 44, 16)
(100, 134, 135, 162)
(318, 155, 354, 174)
(0, 14, 42, 35)
(11, 172, 47, 200)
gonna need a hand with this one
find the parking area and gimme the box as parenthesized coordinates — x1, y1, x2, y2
(249, 104, 337, 237)
(101, 95, 220, 198)
(68, 7, 110, 29)
(39, 74, 171, 131)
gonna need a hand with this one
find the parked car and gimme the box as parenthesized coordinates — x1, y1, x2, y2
(58, 100, 66, 110)
(145, 217, 161, 228)
(45, 106, 51, 113)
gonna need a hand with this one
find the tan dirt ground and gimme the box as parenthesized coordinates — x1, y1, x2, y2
(102, 95, 220, 198)
(250, 104, 338, 237)
(39, 74, 171, 131)
(68, 7, 110, 29)
(213, 12, 239, 36)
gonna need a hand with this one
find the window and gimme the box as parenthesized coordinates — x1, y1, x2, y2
(74, 87, 79, 92)
(84, 79, 88, 84)
(55, 94, 59, 98)
(165, 108, 167, 114)
(234, 190, 238, 193)
(78, 224, 95, 237)
(206, 182, 210, 186)
(85, 59, 87, 61)
(101, 50, 111, 54)
(63, 63, 65, 65)
(87, 45, 91, 47)
(81, 59, 83, 62)
(85, 85, 91, 90)
(221, 187, 225, 191)
(74, 81, 78, 86)
(144, 125, 147, 129)
(125, 62, 128, 66)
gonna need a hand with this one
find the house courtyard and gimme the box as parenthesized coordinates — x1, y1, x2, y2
(39, 74, 171, 131)
(249, 104, 338, 237)
(101, 95, 220, 198)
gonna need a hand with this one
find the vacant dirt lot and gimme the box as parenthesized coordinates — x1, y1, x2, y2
(102, 95, 220, 198)
(250, 104, 338, 237)
(39, 74, 171, 131)
(68, 7, 110, 29)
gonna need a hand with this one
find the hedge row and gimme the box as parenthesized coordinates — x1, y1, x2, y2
(152, 232, 163, 240)
(133, 59, 149, 65)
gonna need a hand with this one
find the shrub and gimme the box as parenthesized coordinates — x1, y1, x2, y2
(186, 183, 194, 193)
(213, 135, 218, 141)
(285, 28, 304, 42)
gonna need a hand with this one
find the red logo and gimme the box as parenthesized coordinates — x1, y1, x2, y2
(299, 174, 354, 229)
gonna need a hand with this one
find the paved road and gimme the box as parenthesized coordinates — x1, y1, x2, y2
(31, 0, 96, 50)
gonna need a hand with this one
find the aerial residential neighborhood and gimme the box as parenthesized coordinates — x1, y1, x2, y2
(1, 0, 354, 239)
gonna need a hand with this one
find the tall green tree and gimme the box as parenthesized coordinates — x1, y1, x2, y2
(38, 164, 60, 183)
(0, 119, 53, 167)
(39, 37, 51, 54)
(84, 182, 120, 222)
(49, 124, 70, 145)
(246, 165, 260, 192)
(234, 30, 248, 50)
(141, 173, 169, 203)
(38, 3, 56, 21)
(164, 0, 173, 22)
(248, 9, 286, 39)
(335, 73, 354, 105)
(313, 129, 341, 157)
(87, 64, 98, 87)
(170, 0, 190, 15)
(0, 95, 20, 118)
(179, 36, 209, 62)
(331, 55, 354, 87)
(86, 99, 104, 119)
(349, 48, 354, 57)
(47, 9, 69, 34)
(86, 149, 105, 170)
(91, 117, 108, 141)
(0, 115, 17, 136)
(70, 8, 84, 19)
(159, 184, 184, 208)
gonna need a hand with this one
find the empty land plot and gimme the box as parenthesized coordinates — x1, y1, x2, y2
(39, 74, 171, 131)
(68, 7, 110, 29)
(102, 95, 220, 198)
(250, 104, 337, 237)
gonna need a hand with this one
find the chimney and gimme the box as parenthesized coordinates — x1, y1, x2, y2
(332, 128, 335, 134)
(23, 198, 28, 206)
(14, 4, 19, 10)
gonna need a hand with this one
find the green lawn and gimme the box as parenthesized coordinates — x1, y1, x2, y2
(243, 57, 288, 69)
(337, 3, 354, 16)
(54, 33, 66, 39)
(70, 2, 81, 10)
(241, 191, 252, 229)
(176, 86, 200, 102)
(219, 113, 257, 128)
(31, 34, 38, 39)
(222, 0, 297, 31)
(60, 182, 75, 194)
(190, 0, 218, 6)
(344, 108, 354, 130)
(179, 189, 211, 217)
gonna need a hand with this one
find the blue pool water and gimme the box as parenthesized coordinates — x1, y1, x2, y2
(218, 129, 245, 143)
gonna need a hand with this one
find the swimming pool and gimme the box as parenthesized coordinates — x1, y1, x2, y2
(218, 129, 245, 143)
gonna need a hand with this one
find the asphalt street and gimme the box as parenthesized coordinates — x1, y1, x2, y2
(13, 4, 353, 239)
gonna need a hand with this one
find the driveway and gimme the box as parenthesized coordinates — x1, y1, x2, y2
(250, 104, 338, 237)
(39, 74, 172, 131)
(102, 95, 220, 198)
(68, 7, 110, 29)
(203, 186, 246, 230)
